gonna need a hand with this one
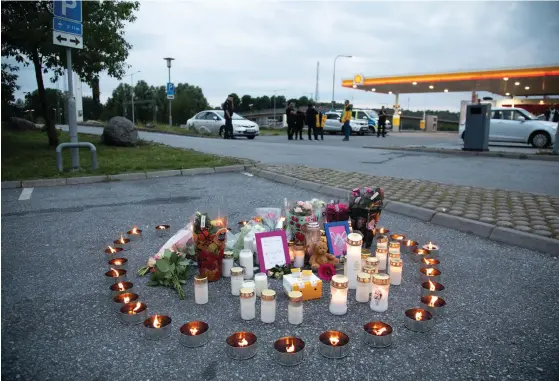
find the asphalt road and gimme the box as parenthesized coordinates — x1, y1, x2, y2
(65, 125, 559, 196)
(2, 173, 558, 380)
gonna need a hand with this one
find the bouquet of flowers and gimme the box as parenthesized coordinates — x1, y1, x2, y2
(231, 220, 267, 259)
(193, 212, 229, 282)
(254, 208, 282, 231)
(349, 187, 384, 248)
(137, 248, 196, 300)
(325, 201, 350, 223)
(309, 199, 327, 228)
(286, 200, 318, 245)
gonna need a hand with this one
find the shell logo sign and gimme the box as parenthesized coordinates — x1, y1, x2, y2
(353, 74, 364, 86)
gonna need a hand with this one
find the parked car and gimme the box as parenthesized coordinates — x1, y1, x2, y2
(186, 110, 260, 139)
(324, 111, 369, 135)
(354, 109, 392, 133)
(459, 107, 557, 148)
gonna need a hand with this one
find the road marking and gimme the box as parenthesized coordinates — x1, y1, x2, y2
(18, 188, 34, 201)
(241, 172, 254, 177)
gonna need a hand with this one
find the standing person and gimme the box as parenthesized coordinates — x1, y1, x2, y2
(316, 105, 326, 140)
(222, 95, 235, 139)
(306, 103, 319, 140)
(286, 102, 296, 140)
(545, 104, 559, 123)
(377, 106, 387, 138)
(341, 100, 352, 141)
(295, 110, 305, 140)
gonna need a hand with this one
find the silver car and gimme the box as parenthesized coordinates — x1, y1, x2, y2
(324, 111, 369, 135)
(459, 107, 557, 148)
(186, 110, 260, 139)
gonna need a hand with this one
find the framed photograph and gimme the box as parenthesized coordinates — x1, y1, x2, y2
(255, 230, 290, 272)
(324, 221, 350, 257)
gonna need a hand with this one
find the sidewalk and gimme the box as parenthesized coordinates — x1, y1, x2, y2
(252, 164, 559, 243)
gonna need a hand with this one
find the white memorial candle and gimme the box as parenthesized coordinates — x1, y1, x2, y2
(387, 251, 400, 275)
(361, 249, 371, 271)
(346, 233, 363, 290)
(356, 272, 371, 303)
(388, 241, 401, 256)
(194, 275, 208, 305)
(230, 267, 244, 296)
(222, 250, 234, 278)
(288, 291, 304, 325)
(260, 289, 276, 323)
(329, 275, 349, 315)
(376, 235, 388, 250)
(254, 273, 268, 297)
(376, 248, 388, 271)
(366, 256, 379, 273)
(240, 287, 256, 321)
(242, 280, 255, 292)
(293, 244, 305, 268)
(239, 249, 254, 279)
(370, 273, 390, 312)
(389, 258, 403, 285)
(243, 235, 253, 250)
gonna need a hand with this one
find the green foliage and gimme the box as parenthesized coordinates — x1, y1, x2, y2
(23, 88, 66, 122)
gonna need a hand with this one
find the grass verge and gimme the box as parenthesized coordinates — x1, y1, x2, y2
(1, 129, 241, 181)
(136, 123, 283, 137)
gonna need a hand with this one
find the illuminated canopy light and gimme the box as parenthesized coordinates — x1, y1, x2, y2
(388, 91, 392, 94)
(429, 85, 434, 89)
(503, 77, 508, 81)
(412, 82, 417, 85)
(515, 82, 520, 86)
(505, 92, 510, 96)
(444, 89, 448, 92)
(524, 86, 530, 90)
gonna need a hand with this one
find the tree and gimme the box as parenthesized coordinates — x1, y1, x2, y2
(1, 63, 21, 120)
(1, 1, 139, 146)
(23, 88, 65, 123)
(240, 95, 253, 112)
(297, 96, 310, 107)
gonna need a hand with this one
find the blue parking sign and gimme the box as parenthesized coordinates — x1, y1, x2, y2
(166, 82, 175, 99)
(54, 0, 82, 23)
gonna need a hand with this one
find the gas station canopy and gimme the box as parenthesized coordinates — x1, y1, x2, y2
(342, 65, 559, 97)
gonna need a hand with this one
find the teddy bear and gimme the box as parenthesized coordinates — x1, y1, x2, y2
(309, 241, 339, 270)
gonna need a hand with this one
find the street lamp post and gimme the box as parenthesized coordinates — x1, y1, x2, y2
(331, 55, 353, 110)
(163, 57, 175, 127)
(272, 88, 286, 128)
(126, 70, 141, 124)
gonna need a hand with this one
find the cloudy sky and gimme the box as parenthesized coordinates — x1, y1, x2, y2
(12, 0, 559, 111)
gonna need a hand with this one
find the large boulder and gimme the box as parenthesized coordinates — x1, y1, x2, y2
(9, 117, 37, 131)
(102, 116, 138, 146)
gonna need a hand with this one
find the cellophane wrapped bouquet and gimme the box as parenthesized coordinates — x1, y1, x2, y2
(349, 187, 384, 248)
(193, 212, 229, 281)
(325, 200, 350, 223)
(286, 200, 318, 245)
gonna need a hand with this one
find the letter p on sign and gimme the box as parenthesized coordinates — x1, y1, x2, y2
(62, 0, 77, 16)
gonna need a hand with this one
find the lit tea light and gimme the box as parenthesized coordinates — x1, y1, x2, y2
(420, 267, 441, 283)
(143, 314, 172, 340)
(105, 268, 127, 285)
(109, 281, 134, 298)
(318, 331, 350, 359)
(363, 321, 393, 348)
(104, 246, 123, 258)
(113, 234, 131, 251)
(420, 257, 440, 270)
(225, 332, 258, 360)
(401, 239, 418, 254)
(112, 292, 139, 311)
(375, 227, 390, 236)
(389, 234, 406, 243)
(155, 224, 171, 238)
(422, 241, 439, 257)
(412, 248, 431, 263)
(108, 257, 128, 270)
(126, 226, 142, 241)
(404, 308, 435, 333)
(179, 321, 210, 348)
(421, 280, 446, 298)
(119, 301, 148, 325)
(420, 295, 447, 317)
(238, 220, 249, 228)
(273, 337, 305, 367)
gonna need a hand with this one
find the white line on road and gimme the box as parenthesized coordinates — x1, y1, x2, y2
(241, 172, 254, 177)
(18, 188, 34, 201)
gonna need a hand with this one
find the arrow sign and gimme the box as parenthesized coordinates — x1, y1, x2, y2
(53, 31, 83, 49)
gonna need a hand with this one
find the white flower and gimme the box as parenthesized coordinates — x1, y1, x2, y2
(303, 203, 313, 210)
(147, 257, 156, 267)
(294, 207, 303, 213)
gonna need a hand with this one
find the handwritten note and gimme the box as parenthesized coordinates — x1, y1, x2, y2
(255, 231, 290, 272)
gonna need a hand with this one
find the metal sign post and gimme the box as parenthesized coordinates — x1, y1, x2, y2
(164, 57, 175, 127)
(53, 0, 85, 170)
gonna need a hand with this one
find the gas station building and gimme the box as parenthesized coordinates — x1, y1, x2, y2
(342, 65, 559, 131)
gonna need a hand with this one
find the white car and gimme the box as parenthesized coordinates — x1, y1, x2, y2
(324, 111, 369, 135)
(186, 110, 260, 139)
(459, 107, 556, 148)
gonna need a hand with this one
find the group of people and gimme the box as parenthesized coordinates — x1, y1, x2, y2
(285, 102, 326, 141)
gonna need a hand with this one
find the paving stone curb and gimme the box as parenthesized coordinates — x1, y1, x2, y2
(251, 169, 559, 256)
(2, 166, 253, 189)
(362, 145, 559, 162)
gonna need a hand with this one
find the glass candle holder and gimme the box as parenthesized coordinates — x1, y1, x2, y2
(329, 275, 349, 315)
(288, 240, 295, 261)
(387, 251, 400, 275)
(376, 248, 388, 272)
(293, 245, 305, 268)
(366, 257, 379, 273)
(230, 267, 245, 296)
(288, 291, 304, 325)
(222, 250, 234, 278)
(376, 235, 388, 250)
(194, 276, 208, 305)
(240, 288, 256, 321)
(388, 241, 401, 256)
(360, 249, 371, 271)
(254, 273, 268, 297)
(261, 289, 276, 323)
(346, 233, 363, 290)
(370, 273, 390, 312)
(356, 272, 371, 303)
(389, 258, 403, 285)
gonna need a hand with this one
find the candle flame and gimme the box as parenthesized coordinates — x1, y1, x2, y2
(108, 246, 116, 253)
(123, 295, 130, 304)
(157, 225, 166, 230)
(117, 282, 125, 291)
(114, 260, 122, 265)
(415, 311, 423, 321)
(132, 226, 139, 234)
(190, 327, 199, 335)
(373, 327, 387, 336)
(428, 296, 439, 308)
(153, 315, 162, 328)
(286, 343, 295, 353)
(110, 268, 119, 277)
(329, 335, 340, 346)
(427, 241, 435, 250)
(406, 240, 413, 246)
(214, 218, 223, 227)
(128, 302, 141, 314)
(238, 337, 249, 347)
(425, 268, 435, 276)
(428, 280, 436, 292)
(396, 235, 403, 240)
(119, 234, 126, 244)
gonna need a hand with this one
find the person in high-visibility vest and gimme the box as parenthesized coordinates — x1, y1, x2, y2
(315, 106, 327, 140)
(341, 100, 352, 141)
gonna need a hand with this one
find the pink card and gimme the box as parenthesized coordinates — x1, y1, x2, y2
(255, 231, 290, 272)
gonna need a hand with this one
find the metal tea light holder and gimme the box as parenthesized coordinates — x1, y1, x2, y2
(105, 269, 127, 285)
(363, 321, 393, 348)
(318, 331, 350, 359)
(401, 239, 418, 255)
(109, 281, 134, 299)
(420, 280, 446, 298)
(104, 246, 123, 259)
(126, 227, 142, 241)
(179, 321, 210, 348)
(119, 302, 148, 325)
(155, 224, 171, 238)
(420, 295, 447, 317)
(273, 336, 305, 367)
(112, 292, 139, 311)
(404, 308, 435, 333)
(108, 257, 128, 270)
(143, 315, 172, 340)
(225, 332, 258, 360)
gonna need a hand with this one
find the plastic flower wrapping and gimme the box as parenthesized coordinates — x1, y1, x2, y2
(349, 187, 385, 248)
(286, 199, 326, 244)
